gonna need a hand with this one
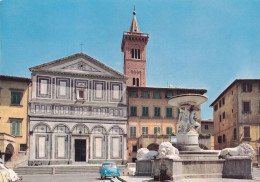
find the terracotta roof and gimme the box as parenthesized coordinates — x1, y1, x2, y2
(127, 86, 207, 94)
(129, 11, 140, 33)
(0, 75, 30, 83)
(201, 119, 214, 123)
(210, 79, 260, 106)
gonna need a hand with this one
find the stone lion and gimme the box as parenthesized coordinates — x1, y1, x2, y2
(220, 143, 255, 159)
(137, 148, 158, 160)
(158, 142, 180, 159)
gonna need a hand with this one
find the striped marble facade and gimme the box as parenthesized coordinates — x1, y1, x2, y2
(28, 53, 128, 165)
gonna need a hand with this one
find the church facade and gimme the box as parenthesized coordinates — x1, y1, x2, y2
(28, 53, 128, 165)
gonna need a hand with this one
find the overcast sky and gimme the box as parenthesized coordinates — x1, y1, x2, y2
(1, 0, 260, 119)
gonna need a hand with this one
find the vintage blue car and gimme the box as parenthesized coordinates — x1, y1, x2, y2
(100, 162, 120, 179)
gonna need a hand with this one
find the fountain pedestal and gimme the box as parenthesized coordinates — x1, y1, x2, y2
(176, 132, 200, 151)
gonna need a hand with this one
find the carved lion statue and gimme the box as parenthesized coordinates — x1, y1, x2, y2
(137, 148, 158, 160)
(220, 143, 255, 159)
(158, 142, 180, 159)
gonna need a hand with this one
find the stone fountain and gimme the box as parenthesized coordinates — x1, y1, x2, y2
(168, 94, 207, 152)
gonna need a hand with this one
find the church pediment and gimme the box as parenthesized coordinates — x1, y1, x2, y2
(29, 53, 127, 79)
(61, 61, 100, 72)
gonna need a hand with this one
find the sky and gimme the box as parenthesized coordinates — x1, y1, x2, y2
(0, 0, 260, 119)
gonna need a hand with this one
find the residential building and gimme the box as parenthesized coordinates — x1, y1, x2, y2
(28, 53, 128, 165)
(210, 79, 260, 162)
(0, 75, 30, 167)
(127, 86, 206, 162)
(200, 119, 214, 135)
(199, 119, 214, 150)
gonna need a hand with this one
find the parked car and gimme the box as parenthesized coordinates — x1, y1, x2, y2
(123, 163, 136, 176)
(100, 162, 120, 179)
(0, 160, 21, 182)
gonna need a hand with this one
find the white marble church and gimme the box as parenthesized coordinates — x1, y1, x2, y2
(28, 53, 128, 165)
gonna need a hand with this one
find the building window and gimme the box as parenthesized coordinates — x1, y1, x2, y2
(166, 127, 172, 135)
(242, 101, 251, 113)
(75, 80, 88, 101)
(214, 104, 218, 111)
(142, 107, 149, 117)
(242, 83, 252, 92)
(154, 107, 161, 117)
(165, 92, 173, 98)
(244, 126, 250, 138)
(153, 91, 161, 99)
(77, 89, 84, 100)
(130, 127, 136, 138)
(222, 97, 225, 105)
(11, 121, 21, 136)
(130, 106, 137, 116)
(223, 134, 226, 142)
(219, 115, 221, 122)
(219, 100, 222, 108)
(154, 127, 160, 134)
(131, 49, 140, 59)
(205, 125, 209, 130)
(141, 91, 149, 98)
(218, 136, 222, 143)
(37, 76, 51, 98)
(11, 92, 22, 105)
(132, 145, 137, 152)
(142, 127, 149, 134)
(129, 90, 138, 98)
(223, 112, 225, 119)
(20, 144, 27, 152)
(166, 107, 173, 118)
(233, 128, 237, 140)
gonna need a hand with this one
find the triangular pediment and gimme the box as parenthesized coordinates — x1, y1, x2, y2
(29, 53, 127, 80)
(62, 61, 100, 72)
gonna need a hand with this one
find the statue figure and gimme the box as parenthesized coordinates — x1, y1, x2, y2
(137, 148, 158, 160)
(177, 104, 201, 133)
(220, 143, 255, 159)
(158, 142, 180, 159)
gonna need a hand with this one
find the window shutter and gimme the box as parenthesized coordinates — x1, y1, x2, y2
(244, 127, 250, 138)
(16, 122, 21, 136)
(11, 122, 16, 135)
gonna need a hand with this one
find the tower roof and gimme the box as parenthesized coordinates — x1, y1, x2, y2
(129, 10, 140, 33)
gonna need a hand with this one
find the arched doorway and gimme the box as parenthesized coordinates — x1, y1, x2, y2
(5, 144, 14, 162)
(147, 143, 159, 151)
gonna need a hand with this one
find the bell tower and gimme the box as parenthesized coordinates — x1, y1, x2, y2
(121, 10, 149, 87)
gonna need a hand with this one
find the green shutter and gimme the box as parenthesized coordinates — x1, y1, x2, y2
(11, 122, 16, 135)
(16, 122, 21, 136)
(166, 127, 172, 135)
(130, 127, 136, 138)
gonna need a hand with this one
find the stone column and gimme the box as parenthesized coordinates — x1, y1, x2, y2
(107, 133, 110, 160)
(89, 134, 92, 159)
(123, 134, 127, 161)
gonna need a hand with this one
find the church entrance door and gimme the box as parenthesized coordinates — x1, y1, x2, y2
(75, 139, 86, 162)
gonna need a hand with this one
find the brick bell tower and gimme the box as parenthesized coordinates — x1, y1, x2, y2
(121, 10, 149, 87)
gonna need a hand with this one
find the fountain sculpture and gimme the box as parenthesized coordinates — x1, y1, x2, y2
(168, 94, 207, 151)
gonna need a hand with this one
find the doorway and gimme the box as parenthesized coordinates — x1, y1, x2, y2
(5, 144, 14, 162)
(75, 139, 86, 162)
